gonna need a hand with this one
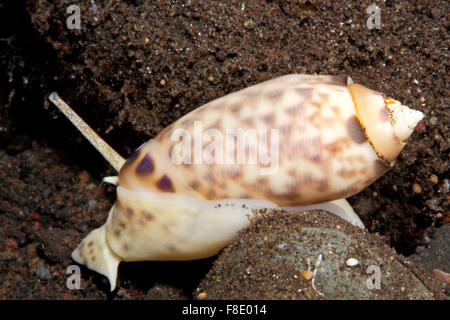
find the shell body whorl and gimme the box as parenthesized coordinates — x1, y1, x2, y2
(118, 74, 419, 206)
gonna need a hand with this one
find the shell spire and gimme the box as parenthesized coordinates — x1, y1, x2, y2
(385, 98, 424, 141)
(348, 84, 424, 163)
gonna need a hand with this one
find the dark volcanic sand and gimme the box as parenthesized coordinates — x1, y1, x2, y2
(0, 1, 448, 299)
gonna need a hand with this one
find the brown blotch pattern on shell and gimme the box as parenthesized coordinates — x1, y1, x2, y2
(323, 138, 348, 155)
(226, 169, 242, 179)
(135, 154, 154, 175)
(346, 116, 367, 144)
(295, 87, 314, 99)
(125, 207, 134, 219)
(317, 179, 329, 191)
(208, 119, 222, 131)
(287, 169, 297, 177)
(318, 92, 329, 102)
(204, 171, 216, 183)
(256, 177, 269, 185)
(190, 180, 200, 190)
(230, 104, 241, 115)
(156, 174, 174, 192)
(279, 125, 291, 136)
(309, 153, 321, 163)
(142, 211, 155, 221)
(277, 191, 302, 202)
(206, 189, 217, 199)
(212, 102, 225, 110)
(242, 117, 254, 125)
(338, 169, 358, 178)
(266, 90, 283, 101)
(286, 103, 302, 115)
(261, 113, 275, 124)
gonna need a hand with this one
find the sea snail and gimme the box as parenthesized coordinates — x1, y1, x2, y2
(49, 74, 424, 291)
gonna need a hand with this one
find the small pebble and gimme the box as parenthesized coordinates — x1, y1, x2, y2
(431, 8, 442, 19)
(197, 292, 207, 300)
(412, 183, 422, 193)
(429, 116, 437, 126)
(301, 270, 313, 280)
(346, 258, 359, 267)
(430, 174, 438, 184)
(36, 261, 52, 280)
(77, 223, 88, 232)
